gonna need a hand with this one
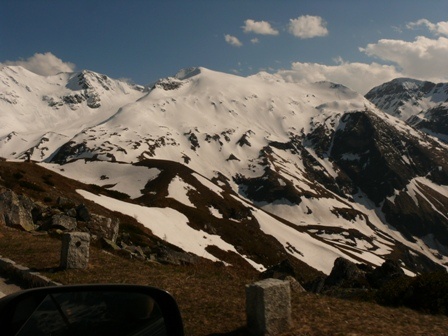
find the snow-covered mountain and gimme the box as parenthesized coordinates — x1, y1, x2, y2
(365, 78, 448, 143)
(0, 66, 145, 160)
(1, 65, 447, 275)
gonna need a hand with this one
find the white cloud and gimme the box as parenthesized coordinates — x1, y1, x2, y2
(275, 29, 448, 95)
(243, 19, 279, 35)
(288, 15, 328, 39)
(360, 36, 448, 80)
(407, 19, 448, 36)
(240, 17, 448, 94)
(1, 52, 75, 76)
(276, 60, 402, 94)
(251, 38, 260, 44)
(224, 34, 243, 47)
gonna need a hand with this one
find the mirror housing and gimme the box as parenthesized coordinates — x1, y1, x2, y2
(0, 284, 184, 336)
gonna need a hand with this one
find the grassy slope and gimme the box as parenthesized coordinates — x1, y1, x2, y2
(1, 226, 448, 335)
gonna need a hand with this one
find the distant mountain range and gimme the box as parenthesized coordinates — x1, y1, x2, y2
(1, 65, 447, 275)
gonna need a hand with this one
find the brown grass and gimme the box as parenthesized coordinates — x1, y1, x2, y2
(1, 226, 448, 335)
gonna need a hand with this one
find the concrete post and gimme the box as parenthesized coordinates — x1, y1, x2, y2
(60, 232, 90, 269)
(246, 278, 292, 335)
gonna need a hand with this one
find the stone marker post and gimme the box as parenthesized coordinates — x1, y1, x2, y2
(60, 232, 90, 269)
(246, 278, 292, 336)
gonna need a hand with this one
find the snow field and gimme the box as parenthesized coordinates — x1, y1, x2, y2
(77, 190, 265, 271)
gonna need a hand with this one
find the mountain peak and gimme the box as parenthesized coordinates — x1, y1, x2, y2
(174, 67, 203, 80)
(365, 77, 448, 143)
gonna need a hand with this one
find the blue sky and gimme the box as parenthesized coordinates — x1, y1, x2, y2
(1, 0, 448, 93)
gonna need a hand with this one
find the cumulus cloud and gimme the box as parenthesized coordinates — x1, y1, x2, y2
(407, 19, 448, 36)
(276, 28, 448, 94)
(360, 36, 448, 80)
(288, 15, 328, 39)
(276, 60, 402, 94)
(1, 52, 75, 76)
(243, 19, 279, 35)
(251, 38, 260, 44)
(224, 34, 243, 47)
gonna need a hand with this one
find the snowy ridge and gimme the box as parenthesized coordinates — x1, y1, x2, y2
(2, 66, 448, 274)
(0, 66, 145, 160)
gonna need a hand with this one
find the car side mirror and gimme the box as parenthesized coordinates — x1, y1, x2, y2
(0, 284, 184, 336)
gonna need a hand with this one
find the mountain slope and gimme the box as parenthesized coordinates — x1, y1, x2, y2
(365, 78, 448, 143)
(0, 66, 145, 160)
(1, 66, 448, 275)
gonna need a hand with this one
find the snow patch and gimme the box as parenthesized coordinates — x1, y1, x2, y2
(77, 189, 265, 270)
(168, 176, 196, 207)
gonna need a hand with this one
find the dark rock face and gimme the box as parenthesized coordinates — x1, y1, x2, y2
(335, 115, 387, 201)
(232, 107, 448, 269)
(155, 245, 198, 265)
(330, 111, 448, 246)
(367, 259, 405, 288)
(152, 77, 183, 91)
(365, 78, 436, 110)
(42, 71, 113, 110)
(407, 105, 448, 143)
(50, 142, 91, 164)
(324, 257, 367, 289)
(185, 131, 200, 151)
(331, 111, 417, 204)
(235, 168, 302, 204)
(318, 258, 407, 293)
(260, 259, 297, 280)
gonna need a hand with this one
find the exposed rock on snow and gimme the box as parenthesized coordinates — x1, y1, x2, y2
(1, 65, 448, 274)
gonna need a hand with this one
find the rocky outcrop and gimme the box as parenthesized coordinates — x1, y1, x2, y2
(309, 257, 408, 293)
(260, 259, 296, 280)
(51, 214, 77, 231)
(154, 245, 198, 265)
(0, 188, 119, 242)
(0, 189, 35, 231)
(324, 257, 368, 289)
(407, 105, 448, 143)
(85, 214, 119, 242)
(367, 259, 405, 288)
(0, 187, 199, 267)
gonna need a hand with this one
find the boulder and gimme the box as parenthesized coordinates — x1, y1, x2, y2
(324, 257, 367, 289)
(57, 196, 76, 209)
(156, 246, 198, 265)
(306, 276, 326, 294)
(367, 259, 406, 288)
(0, 189, 35, 231)
(65, 208, 77, 218)
(285, 275, 306, 293)
(86, 214, 119, 242)
(76, 204, 91, 221)
(101, 238, 121, 251)
(122, 244, 146, 260)
(259, 259, 296, 281)
(51, 214, 77, 231)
